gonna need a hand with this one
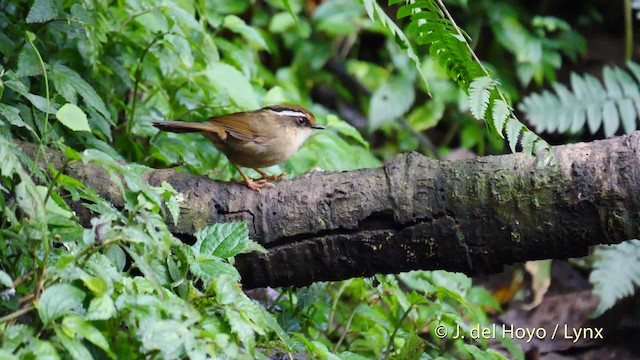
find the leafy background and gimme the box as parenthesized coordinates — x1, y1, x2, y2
(1, 0, 639, 358)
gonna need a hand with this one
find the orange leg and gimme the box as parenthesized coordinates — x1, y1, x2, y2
(253, 168, 285, 181)
(231, 162, 274, 192)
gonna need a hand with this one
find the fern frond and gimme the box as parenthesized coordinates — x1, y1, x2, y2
(362, 0, 430, 92)
(390, 0, 553, 161)
(519, 62, 640, 137)
(590, 240, 640, 317)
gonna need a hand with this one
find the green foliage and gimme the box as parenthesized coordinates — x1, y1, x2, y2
(520, 62, 640, 137)
(589, 240, 640, 317)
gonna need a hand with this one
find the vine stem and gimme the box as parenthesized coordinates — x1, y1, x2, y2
(127, 31, 173, 135)
(625, 0, 633, 61)
(0, 305, 35, 324)
(383, 302, 416, 360)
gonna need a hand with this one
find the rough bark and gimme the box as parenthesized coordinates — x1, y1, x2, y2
(20, 133, 640, 289)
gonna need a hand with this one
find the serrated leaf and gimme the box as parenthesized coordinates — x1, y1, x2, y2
(468, 76, 493, 119)
(0, 103, 35, 133)
(38, 284, 86, 323)
(26, 0, 58, 23)
(57, 103, 91, 132)
(602, 100, 619, 137)
(590, 240, 640, 317)
(189, 257, 241, 280)
(51, 64, 111, 121)
(505, 118, 523, 153)
(369, 78, 415, 130)
(193, 222, 250, 258)
(520, 130, 538, 155)
(492, 99, 510, 138)
(62, 315, 114, 357)
(16, 47, 42, 77)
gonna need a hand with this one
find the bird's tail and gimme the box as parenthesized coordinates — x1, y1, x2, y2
(152, 121, 219, 133)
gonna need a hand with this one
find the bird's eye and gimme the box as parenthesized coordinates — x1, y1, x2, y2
(298, 117, 306, 125)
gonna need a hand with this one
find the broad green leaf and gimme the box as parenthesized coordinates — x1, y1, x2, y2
(62, 315, 114, 357)
(16, 47, 42, 77)
(0, 270, 13, 288)
(325, 115, 369, 149)
(5, 79, 50, 113)
(51, 64, 111, 121)
(224, 15, 269, 51)
(369, 78, 415, 131)
(140, 319, 188, 359)
(207, 63, 258, 109)
(36, 185, 73, 218)
(26, 0, 58, 23)
(53, 326, 93, 360)
(86, 295, 116, 320)
(407, 101, 445, 132)
(57, 103, 91, 132)
(190, 257, 241, 280)
(193, 222, 249, 258)
(38, 284, 86, 323)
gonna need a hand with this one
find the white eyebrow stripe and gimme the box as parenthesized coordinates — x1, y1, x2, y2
(269, 109, 306, 117)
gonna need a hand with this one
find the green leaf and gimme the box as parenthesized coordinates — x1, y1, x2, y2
(5, 79, 51, 113)
(224, 15, 269, 51)
(407, 101, 445, 132)
(38, 284, 86, 323)
(57, 103, 91, 132)
(491, 99, 510, 138)
(369, 78, 415, 131)
(51, 64, 111, 121)
(190, 257, 241, 280)
(16, 47, 42, 77)
(62, 315, 114, 357)
(520, 130, 538, 155)
(617, 98, 637, 134)
(206, 62, 258, 109)
(505, 118, 523, 153)
(140, 319, 188, 359)
(325, 115, 369, 149)
(468, 76, 494, 120)
(53, 326, 93, 360)
(602, 100, 619, 138)
(36, 185, 73, 218)
(26, 0, 58, 23)
(0, 270, 13, 288)
(193, 222, 250, 258)
(86, 295, 116, 321)
(0, 103, 35, 133)
(590, 240, 640, 317)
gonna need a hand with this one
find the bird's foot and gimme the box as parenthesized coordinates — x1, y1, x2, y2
(233, 178, 275, 192)
(253, 169, 285, 181)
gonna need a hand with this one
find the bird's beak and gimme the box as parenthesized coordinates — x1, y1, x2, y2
(311, 125, 325, 130)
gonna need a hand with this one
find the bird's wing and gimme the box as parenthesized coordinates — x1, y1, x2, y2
(208, 113, 270, 144)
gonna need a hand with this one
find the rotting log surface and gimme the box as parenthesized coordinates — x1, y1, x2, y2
(21, 133, 640, 289)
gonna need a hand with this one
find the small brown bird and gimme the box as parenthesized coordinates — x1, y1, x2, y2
(152, 105, 324, 191)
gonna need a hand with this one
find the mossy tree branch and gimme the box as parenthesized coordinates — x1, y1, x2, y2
(20, 132, 640, 289)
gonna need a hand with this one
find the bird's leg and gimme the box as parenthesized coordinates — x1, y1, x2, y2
(253, 168, 285, 181)
(231, 162, 274, 191)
